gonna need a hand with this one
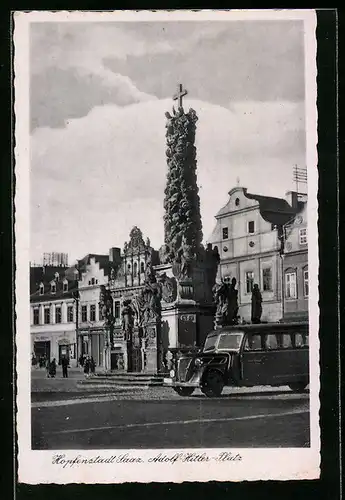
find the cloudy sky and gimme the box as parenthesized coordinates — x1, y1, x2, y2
(30, 19, 306, 264)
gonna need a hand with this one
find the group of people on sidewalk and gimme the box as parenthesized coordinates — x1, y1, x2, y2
(79, 354, 96, 378)
(45, 356, 69, 378)
(32, 352, 96, 378)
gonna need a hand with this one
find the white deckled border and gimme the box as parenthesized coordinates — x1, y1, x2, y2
(14, 9, 319, 484)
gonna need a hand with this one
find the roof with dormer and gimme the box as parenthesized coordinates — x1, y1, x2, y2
(215, 187, 305, 227)
(30, 265, 79, 302)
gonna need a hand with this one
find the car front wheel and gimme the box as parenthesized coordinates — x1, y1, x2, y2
(288, 382, 308, 393)
(173, 387, 195, 397)
(201, 370, 224, 397)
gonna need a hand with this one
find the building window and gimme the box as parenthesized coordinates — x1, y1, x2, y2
(55, 306, 62, 324)
(81, 305, 88, 322)
(235, 198, 240, 207)
(140, 262, 145, 274)
(247, 221, 255, 234)
(44, 308, 50, 324)
(222, 227, 228, 240)
(114, 301, 121, 319)
(90, 304, 96, 322)
(39, 284, 44, 295)
(285, 272, 297, 299)
(303, 269, 309, 297)
(63, 281, 68, 292)
(127, 263, 131, 274)
(51, 283, 56, 294)
(134, 262, 138, 276)
(299, 228, 307, 245)
(67, 305, 74, 322)
(271, 223, 277, 231)
(245, 271, 254, 294)
(33, 309, 39, 325)
(262, 267, 272, 291)
(90, 277, 96, 285)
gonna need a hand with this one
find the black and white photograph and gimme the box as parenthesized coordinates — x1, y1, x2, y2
(15, 9, 319, 483)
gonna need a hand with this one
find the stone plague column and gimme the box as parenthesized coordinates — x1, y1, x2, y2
(156, 84, 219, 367)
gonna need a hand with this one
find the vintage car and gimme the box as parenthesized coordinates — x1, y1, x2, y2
(164, 322, 309, 397)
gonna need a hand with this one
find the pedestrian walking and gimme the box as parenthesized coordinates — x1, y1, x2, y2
(45, 358, 50, 378)
(79, 354, 84, 367)
(61, 355, 69, 378)
(49, 358, 57, 378)
(84, 356, 90, 378)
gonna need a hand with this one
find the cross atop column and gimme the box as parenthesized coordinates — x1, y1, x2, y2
(173, 83, 188, 108)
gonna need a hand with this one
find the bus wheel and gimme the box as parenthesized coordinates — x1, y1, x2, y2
(201, 371, 224, 397)
(288, 382, 308, 393)
(173, 387, 195, 397)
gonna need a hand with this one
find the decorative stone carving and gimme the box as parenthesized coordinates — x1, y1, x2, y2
(121, 298, 135, 341)
(163, 98, 203, 278)
(99, 285, 115, 347)
(213, 277, 239, 327)
(158, 272, 177, 303)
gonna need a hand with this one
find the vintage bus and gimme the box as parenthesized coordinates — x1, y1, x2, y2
(164, 322, 309, 397)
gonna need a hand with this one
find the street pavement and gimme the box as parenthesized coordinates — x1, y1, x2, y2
(31, 368, 310, 450)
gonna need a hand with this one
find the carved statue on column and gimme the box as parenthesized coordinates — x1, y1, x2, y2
(213, 281, 229, 326)
(121, 299, 135, 341)
(99, 285, 115, 347)
(228, 277, 239, 325)
(251, 283, 262, 324)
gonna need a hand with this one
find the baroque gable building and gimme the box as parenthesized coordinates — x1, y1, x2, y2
(208, 186, 307, 323)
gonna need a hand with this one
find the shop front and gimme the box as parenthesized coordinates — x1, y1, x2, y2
(78, 328, 105, 367)
(32, 330, 77, 367)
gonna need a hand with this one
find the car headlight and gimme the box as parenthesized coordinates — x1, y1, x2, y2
(169, 369, 175, 378)
(194, 358, 203, 367)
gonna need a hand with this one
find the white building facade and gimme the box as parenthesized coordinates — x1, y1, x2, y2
(30, 267, 79, 366)
(208, 186, 305, 323)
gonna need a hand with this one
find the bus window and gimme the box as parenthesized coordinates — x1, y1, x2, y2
(265, 334, 278, 350)
(295, 333, 308, 347)
(282, 334, 293, 348)
(244, 335, 262, 351)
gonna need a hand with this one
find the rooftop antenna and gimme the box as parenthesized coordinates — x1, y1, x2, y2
(293, 164, 307, 195)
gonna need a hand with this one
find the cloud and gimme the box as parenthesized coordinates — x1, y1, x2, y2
(30, 98, 306, 263)
(104, 20, 304, 104)
(30, 23, 159, 129)
(30, 20, 304, 130)
(30, 65, 157, 129)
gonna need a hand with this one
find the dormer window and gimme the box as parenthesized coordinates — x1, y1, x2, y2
(90, 277, 96, 285)
(140, 262, 145, 274)
(235, 198, 240, 207)
(63, 280, 68, 293)
(51, 282, 56, 294)
(39, 283, 44, 295)
(222, 227, 228, 240)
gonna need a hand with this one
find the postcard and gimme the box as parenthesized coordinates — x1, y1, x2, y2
(15, 9, 319, 483)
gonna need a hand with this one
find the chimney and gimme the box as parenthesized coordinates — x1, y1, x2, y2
(285, 191, 299, 210)
(109, 247, 121, 265)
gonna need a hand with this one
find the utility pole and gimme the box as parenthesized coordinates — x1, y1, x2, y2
(73, 289, 80, 364)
